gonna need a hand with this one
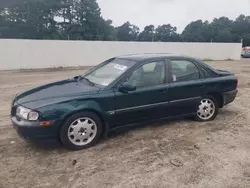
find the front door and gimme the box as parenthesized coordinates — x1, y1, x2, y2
(167, 58, 204, 116)
(111, 60, 170, 128)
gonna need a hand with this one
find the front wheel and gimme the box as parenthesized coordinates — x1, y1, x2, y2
(60, 112, 103, 150)
(195, 96, 218, 121)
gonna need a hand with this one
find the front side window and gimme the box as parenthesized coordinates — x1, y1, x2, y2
(126, 61, 165, 87)
(84, 58, 136, 86)
(170, 60, 199, 82)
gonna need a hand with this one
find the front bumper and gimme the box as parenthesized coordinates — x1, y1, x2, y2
(222, 89, 238, 106)
(11, 116, 62, 144)
(242, 54, 250, 58)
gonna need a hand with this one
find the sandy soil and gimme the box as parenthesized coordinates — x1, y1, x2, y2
(0, 59, 250, 188)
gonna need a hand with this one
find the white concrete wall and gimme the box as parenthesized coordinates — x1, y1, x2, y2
(0, 39, 242, 70)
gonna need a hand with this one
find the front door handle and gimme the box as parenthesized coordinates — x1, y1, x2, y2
(200, 84, 205, 88)
(159, 89, 168, 93)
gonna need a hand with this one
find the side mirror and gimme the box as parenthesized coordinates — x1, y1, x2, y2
(118, 83, 136, 93)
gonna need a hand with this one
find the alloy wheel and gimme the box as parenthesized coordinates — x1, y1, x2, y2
(68, 117, 97, 146)
(197, 98, 215, 120)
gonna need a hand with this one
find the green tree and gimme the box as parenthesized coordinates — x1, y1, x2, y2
(116, 22, 140, 41)
(58, 0, 115, 40)
(155, 24, 179, 42)
(232, 14, 250, 46)
(99, 19, 116, 41)
(181, 20, 213, 42)
(211, 17, 234, 42)
(0, 0, 23, 9)
(0, 0, 114, 40)
(0, 0, 250, 45)
(0, 0, 61, 39)
(138, 25, 155, 41)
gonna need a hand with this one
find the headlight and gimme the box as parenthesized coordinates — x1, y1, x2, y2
(16, 106, 39, 121)
(28, 111, 39, 121)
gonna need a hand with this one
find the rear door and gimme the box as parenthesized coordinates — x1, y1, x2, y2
(167, 58, 204, 116)
(110, 60, 170, 128)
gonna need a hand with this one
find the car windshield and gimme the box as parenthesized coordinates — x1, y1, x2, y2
(242, 49, 250, 54)
(84, 58, 136, 86)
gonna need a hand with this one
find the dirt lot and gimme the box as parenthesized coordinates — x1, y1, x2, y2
(1, 59, 250, 188)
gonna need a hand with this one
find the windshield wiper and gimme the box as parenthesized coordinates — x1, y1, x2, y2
(82, 77, 95, 86)
(74, 75, 95, 86)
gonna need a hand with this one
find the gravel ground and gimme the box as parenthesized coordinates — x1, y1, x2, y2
(1, 59, 250, 188)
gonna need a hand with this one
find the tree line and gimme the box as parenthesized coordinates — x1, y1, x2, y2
(0, 0, 249, 46)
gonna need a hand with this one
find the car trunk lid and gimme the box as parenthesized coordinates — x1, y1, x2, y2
(216, 69, 238, 88)
(216, 69, 234, 76)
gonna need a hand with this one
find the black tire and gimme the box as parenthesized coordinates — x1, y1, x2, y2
(194, 95, 219, 122)
(60, 111, 103, 150)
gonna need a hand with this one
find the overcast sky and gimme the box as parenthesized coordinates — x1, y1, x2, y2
(97, 0, 250, 32)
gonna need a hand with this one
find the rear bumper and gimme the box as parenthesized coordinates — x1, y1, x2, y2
(222, 89, 238, 106)
(11, 116, 62, 144)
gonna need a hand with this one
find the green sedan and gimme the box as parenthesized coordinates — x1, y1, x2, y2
(11, 54, 238, 150)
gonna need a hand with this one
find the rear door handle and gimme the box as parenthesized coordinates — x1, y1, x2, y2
(200, 84, 205, 88)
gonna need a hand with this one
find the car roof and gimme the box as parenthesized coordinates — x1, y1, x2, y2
(116, 53, 190, 62)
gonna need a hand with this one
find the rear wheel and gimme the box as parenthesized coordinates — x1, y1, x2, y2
(195, 96, 218, 121)
(60, 112, 103, 150)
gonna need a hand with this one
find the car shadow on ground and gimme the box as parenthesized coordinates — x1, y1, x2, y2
(107, 117, 191, 139)
(25, 109, 235, 152)
(26, 117, 190, 152)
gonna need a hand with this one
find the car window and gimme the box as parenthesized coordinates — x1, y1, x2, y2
(126, 61, 165, 87)
(142, 63, 157, 72)
(200, 67, 212, 78)
(84, 58, 136, 86)
(170, 60, 199, 82)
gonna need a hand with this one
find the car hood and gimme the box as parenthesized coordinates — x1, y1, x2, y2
(14, 79, 100, 109)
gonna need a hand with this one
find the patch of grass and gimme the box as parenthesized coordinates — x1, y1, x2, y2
(16, 66, 91, 72)
(202, 58, 235, 61)
(202, 58, 214, 61)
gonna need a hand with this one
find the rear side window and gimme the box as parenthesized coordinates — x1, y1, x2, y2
(170, 60, 200, 82)
(200, 67, 212, 78)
